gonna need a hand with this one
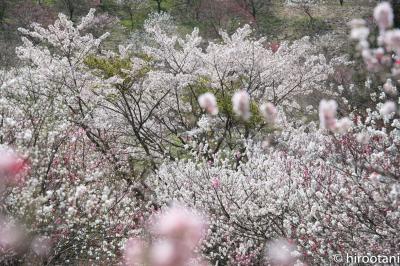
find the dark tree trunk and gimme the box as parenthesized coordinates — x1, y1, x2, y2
(156, 0, 162, 13)
(251, 1, 256, 18)
(392, 0, 400, 28)
(69, 7, 74, 20)
(129, 11, 134, 30)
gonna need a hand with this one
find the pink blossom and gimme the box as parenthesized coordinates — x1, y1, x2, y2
(362, 50, 380, 71)
(198, 92, 218, 115)
(374, 2, 393, 31)
(383, 79, 397, 96)
(334, 118, 353, 134)
(260, 102, 277, 124)
(0, 218, 26, 253)
(374, 47, 385, 61)
(124, 238, 147, 266)
(211, 178, 220, 189)
(319, 99, 337, 131)
(348, 19, 366, 28)
(392, 64, 400, 76)
(154, 205, 206, 248)
(232, 90, 251, 120)
(380, 54, 392, 66)
(261, 138, 270, 149)
(265, 238, 299, 265)
(123, 205, 208, 266)
(349, 18, 369, 42)
(368, 172, 380, 181)
(383, 29, 400, 55)
(380, 101, 397, 116)
(350, 26, 369, 41)
(0, 147, 27, 184)
(150, 240, 185, 266)
(235, 150, 242, 160)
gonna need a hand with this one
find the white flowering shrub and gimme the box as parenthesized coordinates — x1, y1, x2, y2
(151, 116, 400, 265)
(0, 10, 153, 264)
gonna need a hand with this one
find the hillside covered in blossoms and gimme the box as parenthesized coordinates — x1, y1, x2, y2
(0, 0, 399, 265)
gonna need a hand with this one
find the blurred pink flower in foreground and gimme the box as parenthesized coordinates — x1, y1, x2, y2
(153, 205, 206, 249)
(319, 100, 353, 134)
(319, 99, 337, 131)
(124, 238, 147, 266)
(383, 29, 400, 55)
(124, 204, 208, 266)
(374, 2, 393, 31)
(198, 92, 218, 115)
(335, 117, 353, 134)
(0, 146, 27, 184)
(383, 79, 397, 96)
(380, 101, 397, 117)
(265, 238, 300, 266)
(232, 90, 251, 120)
(0, 147, 29, 258)
(150, 240, 186, 266)
(0, 217, 26, 254)
(260, 102, 277, 124)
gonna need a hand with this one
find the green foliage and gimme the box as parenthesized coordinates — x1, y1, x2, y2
(120, 13, 148, 30)
(256, 13, 285, 39)
(180, 77, 265, 131)
(289, 16, 331, 38)
(166, 134, 192, 160)
(116, 0, 175, 30)
(151, 0, 174, 12)
(259, 14, 331, 41)
(84, 55, 132, 79)
(84, 54, 152, 97)
(97, 0, 116, 12)
(43, 0, 56, 5)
